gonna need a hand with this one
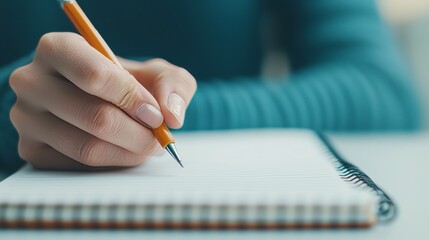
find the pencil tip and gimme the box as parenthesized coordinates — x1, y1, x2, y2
(165, 143, 184, 168)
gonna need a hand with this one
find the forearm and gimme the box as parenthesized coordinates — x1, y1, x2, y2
(191, 0, 421, 131)
(183, 62, 421, 131)
(0, 53, 34, 172)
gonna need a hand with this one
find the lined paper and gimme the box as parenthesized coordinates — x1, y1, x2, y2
(0, 130, 374, 207)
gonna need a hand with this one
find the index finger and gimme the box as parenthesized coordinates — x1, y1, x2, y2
(35, 32, 164, 129)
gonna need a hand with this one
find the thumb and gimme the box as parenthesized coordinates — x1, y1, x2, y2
(121, 58, 197, 129)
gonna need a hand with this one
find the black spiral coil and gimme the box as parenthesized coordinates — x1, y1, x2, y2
(317, 133, 397, 223)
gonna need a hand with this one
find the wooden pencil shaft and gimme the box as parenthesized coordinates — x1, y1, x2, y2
(61, 1, 175, 149)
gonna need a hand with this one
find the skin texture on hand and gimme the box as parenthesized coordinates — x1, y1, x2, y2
(119, 57, 196, 129)
(8, 32, 197, 170)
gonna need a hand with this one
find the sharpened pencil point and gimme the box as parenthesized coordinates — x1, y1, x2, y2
(165, 143, 183, 168)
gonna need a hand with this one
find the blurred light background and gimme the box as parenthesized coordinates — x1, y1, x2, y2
(378, 0, 429, 128)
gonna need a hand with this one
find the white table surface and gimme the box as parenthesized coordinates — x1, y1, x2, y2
(1, 131, 428, 240)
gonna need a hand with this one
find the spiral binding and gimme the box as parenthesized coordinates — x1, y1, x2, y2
(317, 133, 397, 223)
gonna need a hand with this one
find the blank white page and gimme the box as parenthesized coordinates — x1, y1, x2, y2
(0, 130, 374, 206)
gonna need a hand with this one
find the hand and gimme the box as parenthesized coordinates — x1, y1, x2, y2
(9, 32, 197, 170)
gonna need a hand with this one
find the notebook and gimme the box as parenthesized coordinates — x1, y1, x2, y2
(0, 130, 396, 229)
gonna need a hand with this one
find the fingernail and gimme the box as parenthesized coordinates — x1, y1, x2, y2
(168, 92, 186, 124)
(136, 103, 163, 128)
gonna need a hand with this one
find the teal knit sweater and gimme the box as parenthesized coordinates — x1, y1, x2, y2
(0, 0, 422, 172)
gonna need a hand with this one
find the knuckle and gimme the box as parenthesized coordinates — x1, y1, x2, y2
(9, 67, 25, 86)
(116, 81, 138, 110)
(172, 67, 197, 92)
(9, 65, 31, 92)
(9, 104, 19, 126)
(37, 32, 82, 55)
(173, 67, 190, 76)
(28, 161, 45, 170)
(9, 102, 26, 132)
(17, 141, 30, 161)
(87, 66, 135, 110)
(17, 139, 36, 162)
(151, 58, 171, 67)
(63, 32, 85, 41)
(37, 33, 61, 55)
(84, 63, 112, 94)
(78, 137, 102, 166)
(36, 32, 85, 63)
(85, 104, 124, 138)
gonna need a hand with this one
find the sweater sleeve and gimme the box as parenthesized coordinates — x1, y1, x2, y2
(0, 53, 34, 172)
(181, 0, 422, 131)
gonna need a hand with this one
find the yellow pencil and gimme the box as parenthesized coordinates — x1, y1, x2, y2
(56, 0, 183, 167)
